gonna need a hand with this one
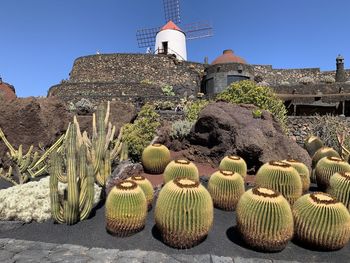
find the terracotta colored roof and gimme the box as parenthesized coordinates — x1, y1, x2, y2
(211, 49, 247, 65)
(160, 20, 183, 32)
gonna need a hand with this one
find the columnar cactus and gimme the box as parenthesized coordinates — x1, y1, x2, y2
(293, 192, 350, 250)
(141, 144, 171, 174)
(219, 155, 247, 178)
(304, 135, 324, 157)
(105, 180, 147, 236)
(163, 159, 199, 183)
(315, 156, 350, 191)
(236, 187, 294, 252)
(207, 170, 244, 210)
(312, 146, 339, 168)
(328, 172, 350, 211)
(130, 175, 154, 210)
(282, 159, 310, 193)
(50, 124, 95, 225)
(155, 178, 213, 248)
(255, 161, 302, 204)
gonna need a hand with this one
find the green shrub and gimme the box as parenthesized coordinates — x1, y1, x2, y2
(252, 109, 262, 119)
(122, 104, 160, 162)
(216, 80, 287, 131)
(170, 120, 193, 140)
(161, 85, 175, 96)
(184, 99, 210, 123)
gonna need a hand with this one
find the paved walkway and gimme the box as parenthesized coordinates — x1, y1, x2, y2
(0, 238, 302, 263)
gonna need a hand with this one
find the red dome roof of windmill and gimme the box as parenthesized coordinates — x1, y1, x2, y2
(211, 49, 247, 65)
(160, 21, 183, 32)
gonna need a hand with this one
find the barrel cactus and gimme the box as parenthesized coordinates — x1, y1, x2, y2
(328, 172, 350, 211)
(255, 161, 302, 204)
(207, 170, 245, 210)
(236, 187, 294, 252)
(304, 135, 324, 157)
(315, 156, 350, 191)
(105, 180, 147, 237)
(141, 144, 171, 174)
(155, 178, 213, 248)
(293, 192, 350, 250)
(282, 159, 310, 193)
(312, 147, 340, 168)
(219, 155, 247, 178)
(130, 175, 154, 210)
(163, 159, 199, 183)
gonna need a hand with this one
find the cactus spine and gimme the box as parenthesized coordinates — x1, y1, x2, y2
(282, 159, 310, 193)
(155, 178, 213, 248)
(105, 180, 147, 236)
(292, 192, 350, 250)
(141, 143, 171, 174)
(163, 159, 199, 183)
(236, 187, 294, 252)
(328, 172, 350, 211)
(315, 156, 350, 191)
(219, 155, 247, 178)
(130, 175, 154, 210)
(304, 135, 323, 157)
(50, 124, 94, 225)
(312, 146, 339, 168)
(255, 161, 302, 204)
(208, 170, 244, 210)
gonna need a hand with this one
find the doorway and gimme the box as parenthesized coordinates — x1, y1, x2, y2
(162, 41, 168, 55)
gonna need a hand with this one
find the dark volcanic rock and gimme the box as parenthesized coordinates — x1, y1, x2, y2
(187, 102, 311, 174)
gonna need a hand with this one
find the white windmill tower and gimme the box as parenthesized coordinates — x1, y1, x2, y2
(136, 0, 213, 61)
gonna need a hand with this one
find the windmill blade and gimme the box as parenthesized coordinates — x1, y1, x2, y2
(163, 0, 181, 24)
(183, 21, 214, 40)
(136, 26, 160, 48)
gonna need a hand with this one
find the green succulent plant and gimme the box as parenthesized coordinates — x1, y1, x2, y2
(282, 159, 310, 193)
(292, 192, 350, 250)
(105, 180, 147, 237)
(315, 156, 350, 191)
(207, 170, 245, 211)
(236, 187, 294, 252)
(155, 178, 213, 248)
(130, 175, 154, 210)
(312, 146, 340, 168)
(141, 143, 171, 174)
(328, 172, 350, 211)
(255, 161, 302, 204)
(163, 159, 199, 183)
(304, 135, 324, 157)
(219, 155, 247, 178)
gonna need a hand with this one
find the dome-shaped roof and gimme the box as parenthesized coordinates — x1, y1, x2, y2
(211, 49, 247, 65)
(0, 79, 16, 100)
(159, 20, 183, 33)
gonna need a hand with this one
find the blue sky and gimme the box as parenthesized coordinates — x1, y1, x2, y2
(1, 0, 349, 97)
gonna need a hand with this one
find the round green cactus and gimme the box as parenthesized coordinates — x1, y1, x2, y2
(315, 156, 350, 191)
(141, 143, 171, 174)
(163, 159, 199, 183)
(155, 178, 213, 248)
(293, 192, 350, 250)
(105, 180, 147, 237)
(312, 146, 339, 168)
(304, 135, 324, 157)
(219, 155, 247, 178)
(236, 187, 294, 252)
(255, 161, 302, 204)
(282, 159, 310, 193)
(208, 170, 245, 211)
(328, 172, 350, 211)
(130, 175, 154, 210)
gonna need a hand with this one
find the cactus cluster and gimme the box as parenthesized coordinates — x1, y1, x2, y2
(141, 144, 171, 174)
(155, 178, 213, 248)
(236, 187, 294, 252)
(328, 172, 350, 211)
(304, 135, 323, 157)
(130, 175, 154, 210)
(282, 159, 310, 193)
(312, 146, 340, 168)
(208, 170, 244, 210)
(315, 156, 350, 190)
(293, 192, 350, 250)
(219, 155, 247, 178)
(105, 180, 147, 236)
(255, 161, 302, 204)
(163, 159, 199, 183)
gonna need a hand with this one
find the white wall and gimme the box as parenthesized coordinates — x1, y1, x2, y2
(155, 29, 187, 61)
